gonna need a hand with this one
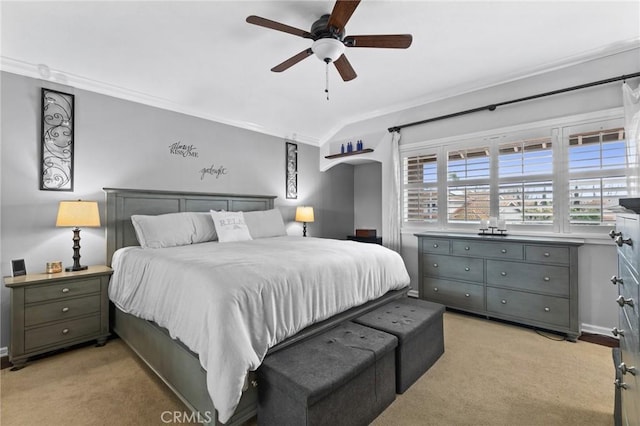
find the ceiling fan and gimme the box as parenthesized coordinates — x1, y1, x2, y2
(246, 0, 413, 82)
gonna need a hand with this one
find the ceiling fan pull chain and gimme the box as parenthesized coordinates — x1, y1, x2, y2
(325, 61, 330, 100)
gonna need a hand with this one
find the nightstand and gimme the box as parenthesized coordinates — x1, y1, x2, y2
(347, 235, 383, 245)
(4, 265, 112, 370)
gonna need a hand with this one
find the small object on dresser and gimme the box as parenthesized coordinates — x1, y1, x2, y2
(340, 143, 345, 154)
(347, 142, 353, 152)
(11, 259, 26, 277)
(46, 261, 63, 274)
(355, 229, 377, 237)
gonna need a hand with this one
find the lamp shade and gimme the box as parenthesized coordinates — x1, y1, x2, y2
(295, 206, 315, 223)
(56, 200, 101, 227)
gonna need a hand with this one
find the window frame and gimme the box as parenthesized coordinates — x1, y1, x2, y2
(400, 107, 627, 237)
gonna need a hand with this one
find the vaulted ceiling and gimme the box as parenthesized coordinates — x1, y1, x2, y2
(2, 1, 639, 146)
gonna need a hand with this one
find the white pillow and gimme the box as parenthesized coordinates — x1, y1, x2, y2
(244, 209, 287, 239)
(131, 213, 195, 248)
(210, 210, 253, 243)
(131, 212, 217, 248)
(190, 212, 217, 243)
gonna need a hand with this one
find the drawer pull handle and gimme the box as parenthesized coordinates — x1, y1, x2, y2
(616, 295, 634, 307)
(433, 263, 438, 268)
(251, 380, 258, 388)
(611, 327, 625, 337)
(615, 235, 633, 247)
(61, 288, 70, 293)
(543, 252, 550, 257)
(544, 307, 550, 312)
(465, 246, 470, 251)
(500, 272, 507, 277)
(433, 287, 439, 292)
(543, 277, 550, 282)
(618, 362, 637, 376)
(433, 243, 439, 248)
(501, 249, 507, 254)
(465, 293, 470, 297)
(501, 299, 507, 304)
(614, 379, 628, 390)
(61, 307, 70, 313)
(464, 267, 470, 271)
(61, 328, 69, 335)
(610, 275, 623, 285)
(609, 229, 621, 239)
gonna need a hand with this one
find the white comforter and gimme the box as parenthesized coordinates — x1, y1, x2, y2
(109, 236, 410, 423)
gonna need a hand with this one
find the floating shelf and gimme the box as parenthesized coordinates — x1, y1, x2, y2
(324, 148, 374, 160)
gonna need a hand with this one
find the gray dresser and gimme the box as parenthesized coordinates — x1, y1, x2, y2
(611, 212, 639, 425)
(416, 233, 583, 341)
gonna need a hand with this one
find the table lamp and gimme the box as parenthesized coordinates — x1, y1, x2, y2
(295, 206, 314, 237)
(56, 200, 101, 271)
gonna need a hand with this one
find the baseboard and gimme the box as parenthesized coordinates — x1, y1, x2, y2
(408, 289, 419, 298)
(581, 323, 616, 337)
(0, 346, 7, 357)
(1, 347, 11, 370)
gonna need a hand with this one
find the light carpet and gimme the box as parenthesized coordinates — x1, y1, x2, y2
(1, 311, 614, 425)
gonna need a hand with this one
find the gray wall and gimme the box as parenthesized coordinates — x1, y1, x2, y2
(354, 162, 382, 235)
(0, 71, 354, 349)
(332, 47, 640, 334)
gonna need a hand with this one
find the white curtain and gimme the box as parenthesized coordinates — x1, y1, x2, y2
(385, 131, 402, 253)
(623, 82, 640, 197)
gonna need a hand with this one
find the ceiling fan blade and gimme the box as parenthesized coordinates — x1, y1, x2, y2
(334, 54, 357, 81)
(344, 34, 413, 49)
(246, 15, 313, 39)
(271, 48, 314, 72)
(327, 0, 361, 33)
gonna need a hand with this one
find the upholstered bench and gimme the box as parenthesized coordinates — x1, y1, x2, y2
(257, 321, 397, 426)
(353, 297, 445, 393)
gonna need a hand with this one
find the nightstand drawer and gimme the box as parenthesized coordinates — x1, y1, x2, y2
(24, 315, 101, 351)
(24, 278, 101, 303)
(452, 240, 523, 260)
(487, 287, 569, 327)
(25, 295, 101, 327)
(525, 245, 569, 265)
(486, 260, 569, 296)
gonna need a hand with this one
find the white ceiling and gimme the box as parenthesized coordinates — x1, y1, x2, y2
(2, 1, 639, 146)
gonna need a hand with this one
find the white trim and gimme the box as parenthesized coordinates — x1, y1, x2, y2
(581, 323, 617, 338)
(0, 347, 7, 358)
(407, 289, 419, 298)
(0, 57, 321, 147)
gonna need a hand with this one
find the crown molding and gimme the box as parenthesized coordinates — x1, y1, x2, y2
(0, 57, 321, 147)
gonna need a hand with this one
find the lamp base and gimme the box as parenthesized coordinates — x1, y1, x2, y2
(65, 265, 88, 272)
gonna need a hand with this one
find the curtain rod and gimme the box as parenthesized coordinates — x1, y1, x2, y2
(387, 72, 640, 133)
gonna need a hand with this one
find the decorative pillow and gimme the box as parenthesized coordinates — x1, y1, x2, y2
(131, 213, 195, 249)
(210, 210, 253, 243)
(244, 209, 287, 239)
(131, 212, 218, 248)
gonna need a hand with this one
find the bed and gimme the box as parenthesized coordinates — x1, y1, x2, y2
(104, 187, 410, 425)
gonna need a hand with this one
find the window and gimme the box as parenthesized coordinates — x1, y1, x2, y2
(401, 112, 630, 234)
(447, 147, 490, 222)
(568, 127, 628, 225)
(403, 153, 438, 222)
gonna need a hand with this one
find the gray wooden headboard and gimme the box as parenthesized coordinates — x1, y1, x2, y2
(103, 188, 277, 266)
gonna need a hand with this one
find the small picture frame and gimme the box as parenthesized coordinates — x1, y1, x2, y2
(11, 259, 27, 277)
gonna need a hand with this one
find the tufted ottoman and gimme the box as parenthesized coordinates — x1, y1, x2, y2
(257, 321, 397, 426)
(353, 297, 445, 393)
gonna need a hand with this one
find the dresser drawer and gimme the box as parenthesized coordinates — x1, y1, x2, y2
(423, 278, 484, 311)
(25, 295, 101, 327)
(24, 315, 101, 351)
(486, 260, 569, 296)
(525, 245, 570, 265)
(452, 240, 523, 260)
(423, 254, 484, 283)
(24, 278, 101, 303)
(421, 238, 450, 254)
(487, 287, 569, 327)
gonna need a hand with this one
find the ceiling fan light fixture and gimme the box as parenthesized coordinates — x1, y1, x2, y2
(312, 38, 345, 63)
